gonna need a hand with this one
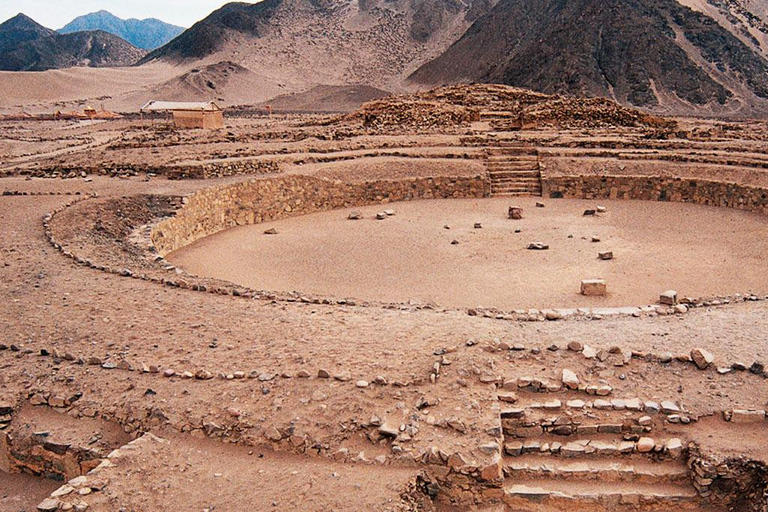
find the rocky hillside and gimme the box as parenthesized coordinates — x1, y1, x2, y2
(0, 13, 54, 53)
(0, 14, 145, 71)
(59, 10, 184, 51)
(409, 0, 768, 114)
(140, 0, 497, 89)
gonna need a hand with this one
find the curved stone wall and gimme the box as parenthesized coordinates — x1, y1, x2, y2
(543, 175, 768, 214)
(152, 174, 488, 255)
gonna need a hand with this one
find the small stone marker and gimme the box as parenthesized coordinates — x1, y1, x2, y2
(264, 228, 278, 235)
(597, 205, 607, 213)
(444, 224, 451, 230)
(515, 228, 522, 233)
(591, 236, 601, 243)
(535, 201, 545, 208)
(598, 251, 613, 260)
(384, 209, 395, 216)
(376, 212, 387, 220)
(474, 223, 482, 229)
(527, 242, 549, 251)
(659, 290, 678, 305)
(348, 211, 362, 220)
(583, 209, 596, 216)
(451, 240, 459, 245)
(508, 206, 523, 220)
(581, 279, 607, 296)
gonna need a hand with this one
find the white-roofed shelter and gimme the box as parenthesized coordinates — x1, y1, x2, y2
(140, 101, 224, 130)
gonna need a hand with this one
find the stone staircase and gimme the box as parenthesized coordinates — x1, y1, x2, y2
(496, 378, 708, 511)
(486, 145, 542, 197)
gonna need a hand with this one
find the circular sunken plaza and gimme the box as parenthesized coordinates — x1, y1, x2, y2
(167, 196, 768, 310)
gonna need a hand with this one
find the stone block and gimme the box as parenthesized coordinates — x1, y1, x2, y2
(581, 279, 607, 296)
(598, 251, 614, 260)
(508, 206, 523, 220)
(729, 410, 766, 423)
(660, 290, 678, 305)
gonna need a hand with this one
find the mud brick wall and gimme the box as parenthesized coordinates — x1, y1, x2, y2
(543, 175, 768, 215)
(152, 174, 488, 255)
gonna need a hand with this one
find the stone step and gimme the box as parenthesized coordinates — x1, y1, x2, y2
(491, 176, 542, 184)
(486, 154, 539, 161)
(504, 479, 699, 510)
(479, 111, 516, 119)
(503, 436, 684, 460)
(488, 168, 541, 175)
(492, 191, 542, 197)
(487, 163, 540, 171)
(503, 455, 690, 484)
(492, 185, 543, 193)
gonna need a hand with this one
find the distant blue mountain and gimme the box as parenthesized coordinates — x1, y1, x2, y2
(59, 10, 184, 50)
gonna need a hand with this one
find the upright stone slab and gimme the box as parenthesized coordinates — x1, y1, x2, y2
(508, 206, 523, 220)
(581, 279, 607, 296)
(660, 290, 678, 305)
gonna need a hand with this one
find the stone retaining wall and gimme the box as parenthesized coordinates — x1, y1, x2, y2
(152, 174, 488, 255)
(543, 175, 768, 215)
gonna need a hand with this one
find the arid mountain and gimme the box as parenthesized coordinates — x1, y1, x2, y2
(409, 0, 768, 114)
(0, 13, 55, 53)
(141, 0, 497, 90)
(59, 10, 184, 51)
(0, 14, 146, 71)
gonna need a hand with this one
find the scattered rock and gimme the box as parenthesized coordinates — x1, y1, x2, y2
(378, 422, 399, 437)
(37, 498, 61, 512)
(637, 437, 655, 453)
(264, 427, 282, 442)
(334, 371, 351, 382)
(348, 211, 362, 220)
(665, 438, 683, 457)
(567, 341, 583, 352)
(545, 310, 562, 321)
(561, 369, 580, 389)
(508, 206, 523, 220)
(474, 223, 482, 229)
(535, 202, 545, 208)
(527, 242, 549, 251)
(598, 251, 613, 260)
(583, 209, 596, 216)
(264, 228, 278, 235)
(317, 369, 331, 378)
(376, 212, 387, 220)
(690, 348, 714, 370)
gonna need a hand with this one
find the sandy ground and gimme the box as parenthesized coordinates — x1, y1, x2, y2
(74, 432, 421, 512)
(0, 471, 61, 512)
(168, 197, 768, 309)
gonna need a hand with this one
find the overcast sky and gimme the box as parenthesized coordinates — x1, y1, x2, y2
(0, 0, 253, 29)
